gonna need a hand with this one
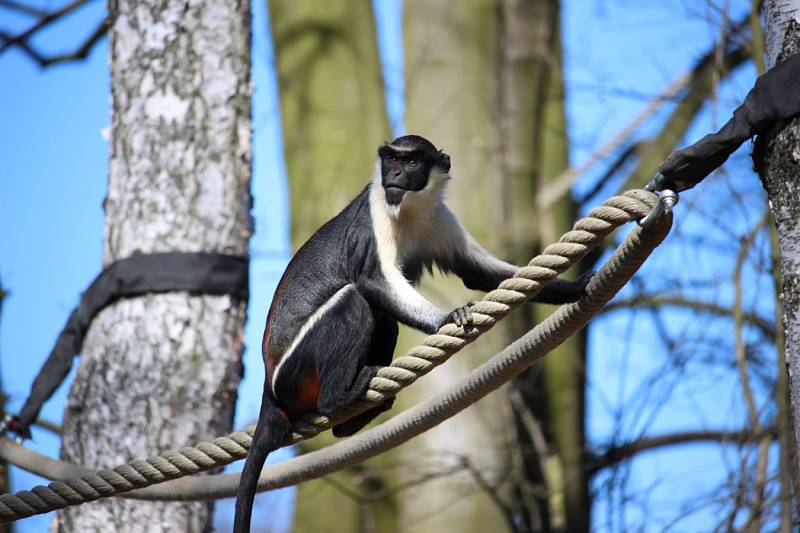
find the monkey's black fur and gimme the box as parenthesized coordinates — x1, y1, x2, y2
(233, 135, 590, 532)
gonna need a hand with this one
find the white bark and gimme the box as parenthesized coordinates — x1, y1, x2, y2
(763, 0, 800, 67)
(54, 0, 252, 531)
(759, 0, 800, 485)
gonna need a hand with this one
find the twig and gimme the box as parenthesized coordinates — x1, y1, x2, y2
(0, 17, 108, 67)
(538, 14, 751, 208)
(743, 435, 772, 531)
(537, 69, 691, 209)
(0, 0, 47, 17)
(587, 426, 778, 474)
(0, 0, 91, 53)
(604, 294, 776, 339)
(460, 456, 520, 533)
(733, 214, 768, 431)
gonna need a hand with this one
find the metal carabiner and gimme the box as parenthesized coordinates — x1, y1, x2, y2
(639, 189, 678, 228)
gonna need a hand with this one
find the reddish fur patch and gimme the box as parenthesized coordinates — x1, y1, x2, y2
(286, 371, 320, 417)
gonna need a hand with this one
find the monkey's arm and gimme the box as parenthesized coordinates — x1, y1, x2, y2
(358, 276, 471, 333)
(358, 276, 444, 333)
(445, 233, 591, 305)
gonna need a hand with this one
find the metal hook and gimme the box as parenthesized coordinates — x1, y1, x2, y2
(639, 189, 678, 227)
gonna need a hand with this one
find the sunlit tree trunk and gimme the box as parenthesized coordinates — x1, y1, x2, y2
(54, 0, 252, 530)
(757, 2, 800, 528)
(267, 2, 396, 531)
(403, 2, 517, 532)
(270, 0, 390, 247)
(404, 1, 587, 531)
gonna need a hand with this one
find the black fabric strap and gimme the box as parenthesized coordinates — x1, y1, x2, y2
(11, 252, 248, 438)
(653, 53, 800, 192)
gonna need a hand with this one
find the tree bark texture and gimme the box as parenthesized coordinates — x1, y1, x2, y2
(266, 2, 396, 532)
(757, 0, 800, 496)
(55, 0, 252, 531)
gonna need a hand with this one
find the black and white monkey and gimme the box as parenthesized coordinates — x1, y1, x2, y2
(233, 135, 591, 532)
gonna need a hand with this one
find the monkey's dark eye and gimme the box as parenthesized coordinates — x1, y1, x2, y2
(407, 159, 417, 167)
(389, 155, 397, 162)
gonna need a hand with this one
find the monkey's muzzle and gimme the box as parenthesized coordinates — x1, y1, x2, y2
(384, 186, 407, 206)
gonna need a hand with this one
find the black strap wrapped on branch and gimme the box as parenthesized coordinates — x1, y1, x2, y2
(651, 53, 800, 192)
(5, 252, 248, 439)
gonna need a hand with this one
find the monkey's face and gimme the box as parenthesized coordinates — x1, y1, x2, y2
(378, 136, 450, 207)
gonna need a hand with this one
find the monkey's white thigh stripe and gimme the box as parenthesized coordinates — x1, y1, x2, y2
(271, 284, 355, 396)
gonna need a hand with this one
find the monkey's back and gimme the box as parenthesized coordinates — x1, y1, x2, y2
(262, 186, 381, 372)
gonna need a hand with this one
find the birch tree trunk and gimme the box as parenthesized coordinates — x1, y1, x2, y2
(757, 0, 800, 499)
(266, 1, 395, 531)
(54, 0, 252, 530)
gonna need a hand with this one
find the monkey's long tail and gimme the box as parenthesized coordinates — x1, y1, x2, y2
(233, 386, 292, 533)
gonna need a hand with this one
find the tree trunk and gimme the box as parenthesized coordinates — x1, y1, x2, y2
(757, 0, 800, 508)
(270, 0, 390, 248)
(403, 2, 588, 531)
(500, 1, 590, 530)
(403, 2, 517, 532)
(267, 2, 395, 531)
(54, 0, 252, 531)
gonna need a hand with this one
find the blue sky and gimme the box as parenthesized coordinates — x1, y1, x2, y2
(0, 0, 770, 531)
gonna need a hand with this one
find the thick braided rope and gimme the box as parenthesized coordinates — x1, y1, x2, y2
(117, 210, 672, 503)
(0, 190, 659, 522)
(287, 189, 658, 438)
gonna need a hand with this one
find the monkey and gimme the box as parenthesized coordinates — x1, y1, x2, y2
(233, 135, 591, 532)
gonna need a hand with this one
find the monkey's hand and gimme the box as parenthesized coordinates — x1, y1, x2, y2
(576, 270, 594, 294)
(438, 303, 474, 330)
(535, 270, 595, 305)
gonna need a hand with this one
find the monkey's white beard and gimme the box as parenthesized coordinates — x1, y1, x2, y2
(369, 160, 450, 220)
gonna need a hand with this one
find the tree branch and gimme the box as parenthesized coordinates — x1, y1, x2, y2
(0, 17, 108, 67)
(538, 14, 752, 208)
(587, 426, 777, 474)
(0, 0, 48, 17)
(0, 0, 107, 68)
(603, 293, 776, 339)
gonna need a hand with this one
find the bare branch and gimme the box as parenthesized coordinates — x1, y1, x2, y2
(538, 14, 751, 208)
(587, 426, 777, 474)
(603, 294, 776, 339)
(0, 0, 48, 17)
(0, 17, 108, 68)
(538, 67, 692, 209)
(734, 214, 769, 431)
(460, 456, 519, 533)
(0, 0, 107, 68)
(0, 0, 91, 53)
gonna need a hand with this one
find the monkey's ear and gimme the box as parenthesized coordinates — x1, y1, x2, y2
(378, 144, 392, 158)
